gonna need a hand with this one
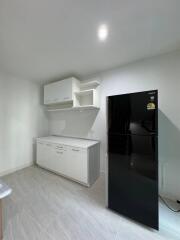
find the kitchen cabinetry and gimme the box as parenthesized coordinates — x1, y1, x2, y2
(66, 146, 88, 183)
(74, 89, 99, 108)
(36, 136, 100, 186)
(44, 77, 80, 105)
(54, 147, 66, 175)
(37, 142, 53, 170)
(44, 78, 100, 111)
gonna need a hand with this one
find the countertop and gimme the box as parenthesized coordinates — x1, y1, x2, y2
(0, 180, 12, 199)
(37, 136, 100, 148)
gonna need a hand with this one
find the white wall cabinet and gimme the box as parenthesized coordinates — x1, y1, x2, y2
(44, 78, 100, 111)
(44, 77, 80, 105)
(36, 136, 100, 186)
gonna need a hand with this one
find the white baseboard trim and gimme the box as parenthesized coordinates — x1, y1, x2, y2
(0, 162, 34, 177)
(159, 192, 178, 202)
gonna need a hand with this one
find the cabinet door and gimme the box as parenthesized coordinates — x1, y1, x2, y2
(56, 79, 73, 103)
(44, 84, 57, 105)
(37, 142, 53, 169)
(53, 144, 67, 175)
(44, 79, 73, 105)
(66, 147, 88, 183)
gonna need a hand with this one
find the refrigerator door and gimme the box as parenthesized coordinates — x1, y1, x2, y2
(108, 90, 158, 136)
(108, 133, 158, 230)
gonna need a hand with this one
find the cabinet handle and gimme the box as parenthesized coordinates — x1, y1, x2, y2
(56, 146, 63, 149)
(72, 149, 80, 152)
(56, 151, 63, 154)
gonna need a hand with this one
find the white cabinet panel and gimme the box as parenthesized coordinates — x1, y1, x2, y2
(44, 84, 56, 104)
(66, 147, 88, 184)
(44, 78, 80, 105)
(57, 79, 72, 103)
(53, 145, 67, 175)
(37, 142, 53, 170)
(36, 137, 100, 186)
(37, 142, 46, 166)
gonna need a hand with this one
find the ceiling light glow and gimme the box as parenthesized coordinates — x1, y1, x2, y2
(98, 24, 108, 41)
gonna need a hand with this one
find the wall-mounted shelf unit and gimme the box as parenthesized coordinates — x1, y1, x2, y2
(46, 105, 100, 112)
(75, 89, 94, 96)
(36, 136, 100, 186)
(74, 89, 98, 108)
(44, 78, 100, 111)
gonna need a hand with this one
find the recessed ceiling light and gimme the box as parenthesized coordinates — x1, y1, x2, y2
(98, 24, 108, 41)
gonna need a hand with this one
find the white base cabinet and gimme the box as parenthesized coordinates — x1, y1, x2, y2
(36, 137, 100, 186)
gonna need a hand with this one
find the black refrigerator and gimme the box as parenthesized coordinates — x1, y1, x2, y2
(108, 90, 158, 230)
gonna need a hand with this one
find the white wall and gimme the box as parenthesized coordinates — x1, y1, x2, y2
(0, 73, 48, 176)
(48, 51, 180, 200)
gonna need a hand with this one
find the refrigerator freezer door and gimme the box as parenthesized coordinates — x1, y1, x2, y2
(108, 134, 158, 229)
(108, 91, 158, 135)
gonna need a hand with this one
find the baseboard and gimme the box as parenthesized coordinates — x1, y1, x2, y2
(0, 162, 33, 177)
(159, 192, 179, 202)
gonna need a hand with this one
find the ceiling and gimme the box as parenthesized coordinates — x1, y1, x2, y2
(0, 0, 180, 82)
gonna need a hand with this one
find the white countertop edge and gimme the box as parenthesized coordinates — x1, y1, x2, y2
(36, 139, 100, 147)
(36, 136, 100, 148)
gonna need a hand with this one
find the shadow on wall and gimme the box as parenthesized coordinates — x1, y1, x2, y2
(159, 110, 180, 200)
(48, 109, 99, 139)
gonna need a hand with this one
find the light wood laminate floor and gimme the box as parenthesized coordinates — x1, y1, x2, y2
(1, 167, 179, 240)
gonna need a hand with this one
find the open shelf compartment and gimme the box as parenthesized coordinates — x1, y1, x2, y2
(74, 89, 94, 107)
